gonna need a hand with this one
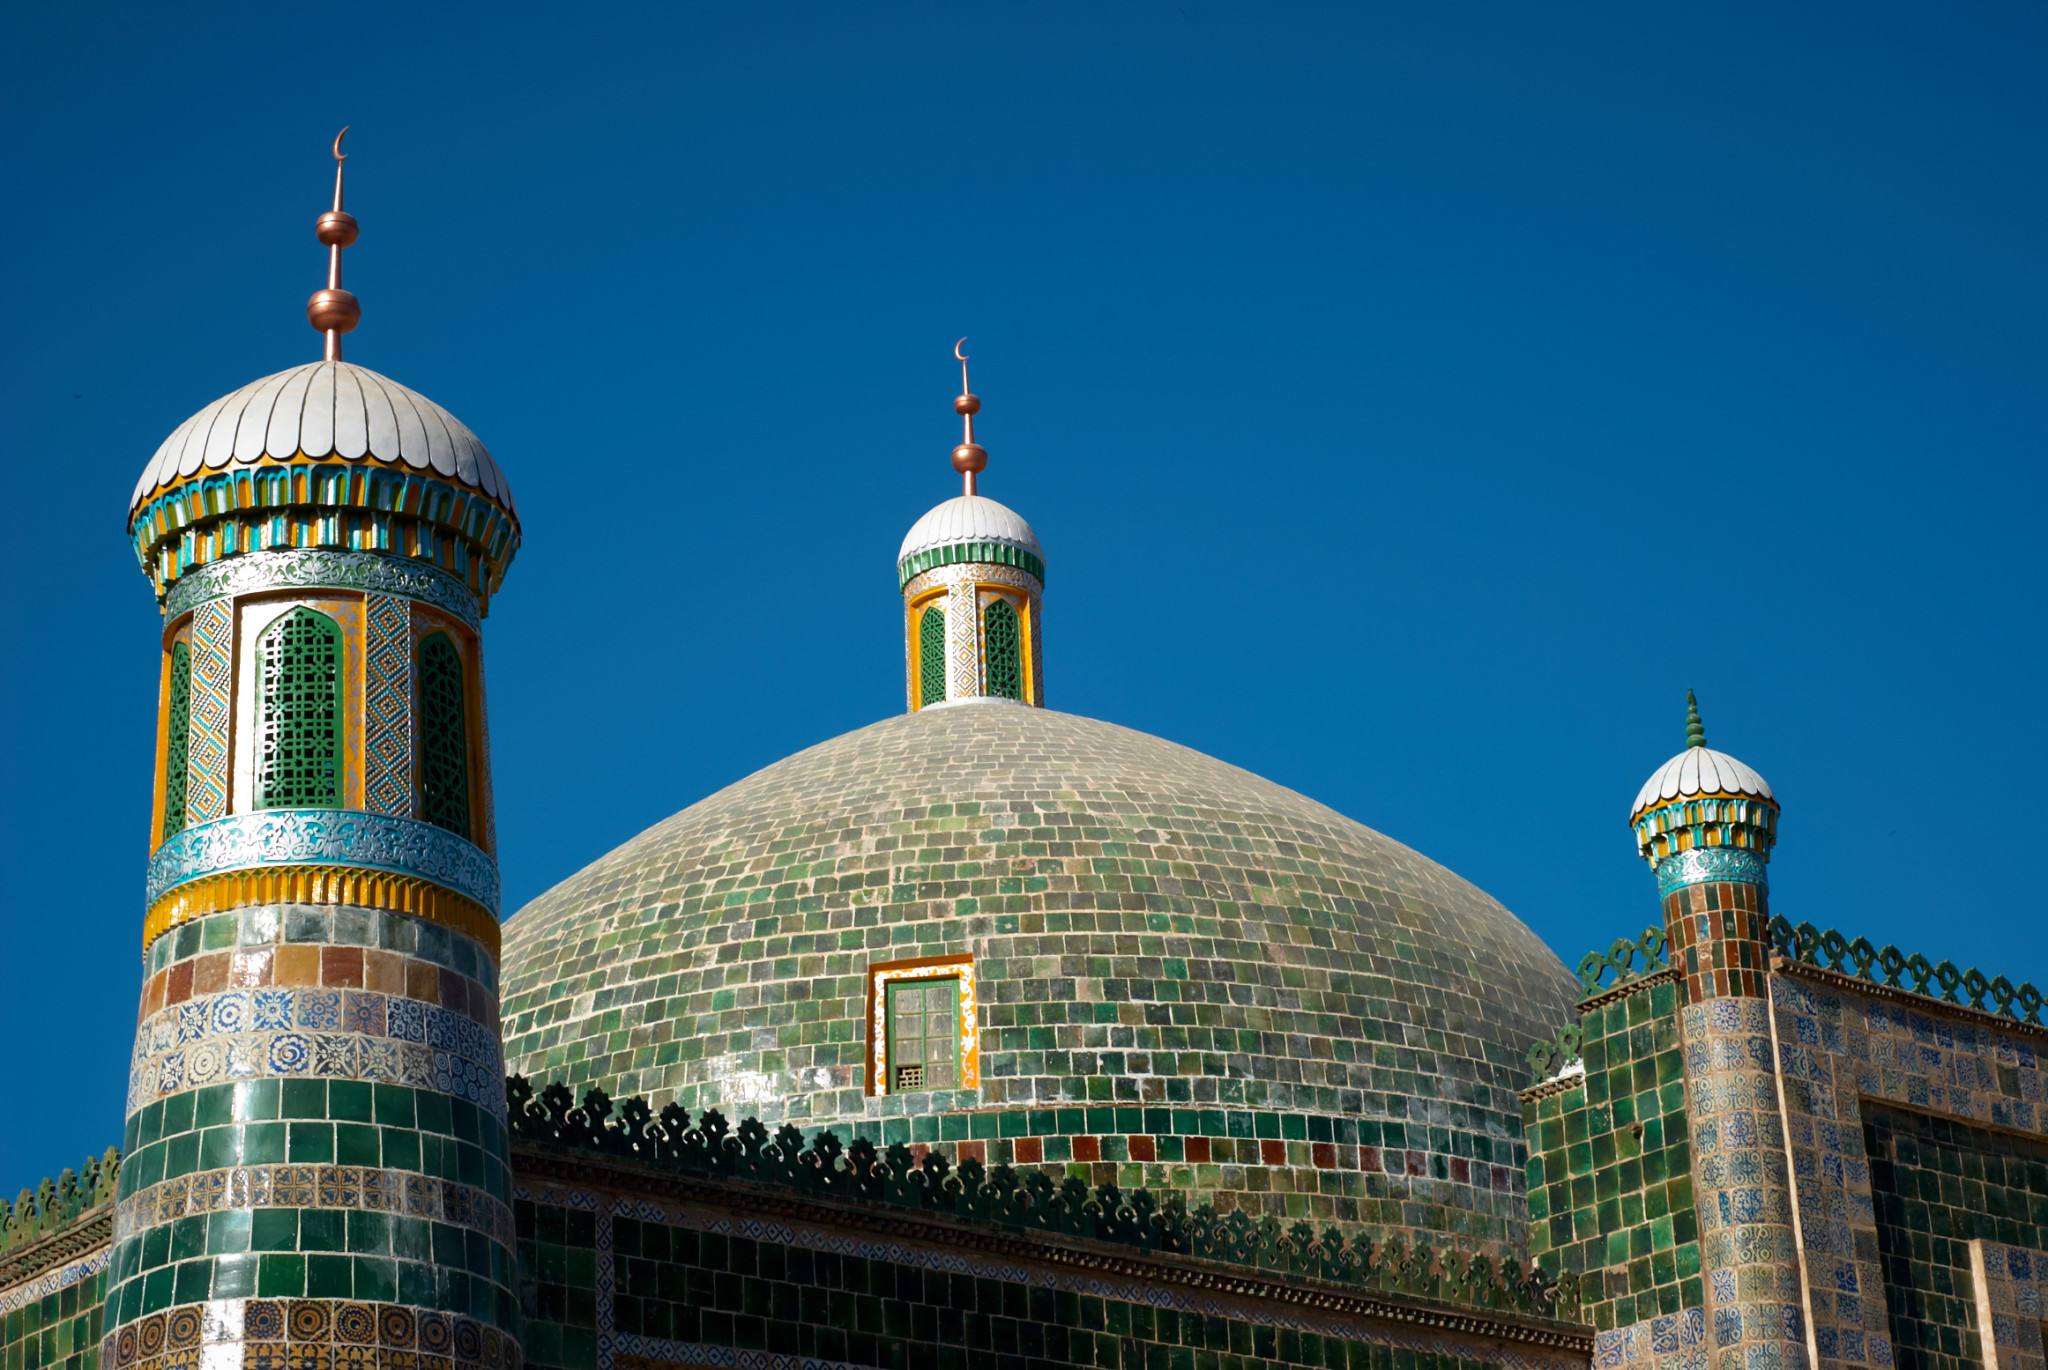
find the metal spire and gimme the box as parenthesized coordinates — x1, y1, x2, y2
(306, 127, 362, 361)
(1685, 689, 1707, 749)
(950, 338, 988, 497)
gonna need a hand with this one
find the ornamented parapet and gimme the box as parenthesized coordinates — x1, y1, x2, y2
(504, 1076, 1584, 1323)
(1572, 925, 1670, 997)
(1524, 1024, 1585, 1083)
(2, 1149, 120, 1253)
(1766, 916, 2046, 1026)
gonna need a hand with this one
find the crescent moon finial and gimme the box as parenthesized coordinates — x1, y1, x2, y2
(333, 126, 350, 163)
(954, 337, 969, 363)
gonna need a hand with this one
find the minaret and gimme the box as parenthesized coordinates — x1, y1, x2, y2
(110, 135, 522, 1370)
(1628, 693, 1808, 1369)
(898, 341, 1046, 709)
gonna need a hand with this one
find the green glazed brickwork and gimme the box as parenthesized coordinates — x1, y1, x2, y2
(1522, 977, 1698, 1333)
(518, 1195, 1520, 1370)
(1865, 1102, 2048, 1370)
(501, 705, 1577, 1246)
(106, 1076, 516, 1329)
(0, 1262, 106, 1370)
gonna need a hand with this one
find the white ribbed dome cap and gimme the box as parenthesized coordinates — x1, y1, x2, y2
(131, 360, 512, 515)
(1630, 746, 1774, 819)
(897, 494, 1041, 566)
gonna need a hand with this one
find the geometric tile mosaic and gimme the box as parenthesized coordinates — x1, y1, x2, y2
(186, 600, 232, 825)
(363, 593, 412, 818)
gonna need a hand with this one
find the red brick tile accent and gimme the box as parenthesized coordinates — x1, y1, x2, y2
(1259, 1140, 1285, 1166)
(1072, 1135, 1100, 1163)
(1014, 1137, 1043, 1165)
(189, 954, 228, 996)
(321, 946, 365, 988)
(1184, 1137, 1210, 1164)
(229, 950, 273, 989)
(956, 1141, 986, 1164)
(1128, 1135, 1155, 1162)
(166, 960, 194, 1005)
(1311, 1142, 1336, 1169)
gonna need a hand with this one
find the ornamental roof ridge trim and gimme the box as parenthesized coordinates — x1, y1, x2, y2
(131, 360, 513, 515)
(1525, 914, 2048, 1081)
(1, 1148, 120, 1255)
(1766, 915, 2045, 1028)
(502, 1074, 1585, 1326)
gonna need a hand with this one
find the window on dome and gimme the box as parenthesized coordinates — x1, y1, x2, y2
(416, 631, 471, 838)
(886, 978, 959, 1092)
(982, 596, 1023, 701)
(917, 604, 947, 708)
(868, 955, 976, 1096)
(161, 640, 192, 840)
(254, 606, 344, 809)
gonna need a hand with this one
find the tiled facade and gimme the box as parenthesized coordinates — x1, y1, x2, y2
(512, 1172, 1589, 1370)
(1523, 972, 1700, 1334)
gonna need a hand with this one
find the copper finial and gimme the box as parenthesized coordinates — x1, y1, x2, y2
(306, 127, 362, 361)
(950, 337, 988, 496)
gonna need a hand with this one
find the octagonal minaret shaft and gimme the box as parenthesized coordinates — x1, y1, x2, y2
(898, 342, 1046, 710)
(110, 134, 521, 1370)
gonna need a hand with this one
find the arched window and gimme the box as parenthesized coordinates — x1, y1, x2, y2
(917, 605, 947, 708)
(416, 632, 472, 838)
(162, 641, 192, 838)
(255, 607, 344, 809)
(983, 597, 1023, 701)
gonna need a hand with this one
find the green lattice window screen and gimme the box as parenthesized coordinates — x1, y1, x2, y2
(886, 978, 959, 1092)
(255, 607, 344, 809)
(162, 641, 192, 838)
(417, 632, 472, 838)
(917, 606, 947, 708)
(983, 597, 1023, 701)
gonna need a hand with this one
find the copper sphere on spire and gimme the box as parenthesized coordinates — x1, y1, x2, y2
(952, 442, 989, 475)
(954, 393, 981, 417)
(316, 210, 359, 248)
(307, 287, 362, 335)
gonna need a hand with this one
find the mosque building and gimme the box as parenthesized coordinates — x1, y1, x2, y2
(3, 137, 2044, 1370)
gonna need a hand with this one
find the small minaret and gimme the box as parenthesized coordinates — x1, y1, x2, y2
(1629, 693, 1809, 1368)
(111, 135, 522, 1370)
(897, 340, 1046, 710)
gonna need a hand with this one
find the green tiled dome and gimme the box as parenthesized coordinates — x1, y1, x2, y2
(498, 703, 1577, 1242)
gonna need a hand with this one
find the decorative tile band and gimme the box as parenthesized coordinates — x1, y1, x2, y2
(128, 1025, 504, 1119)
(0, 1246, 110, 1317)
(162, 547, 483, 627)
(104, 1297, 519, 1370)
(1632, 795, 1777, 867)
(143, 866, 499, 961)
(896, 539, 1046, 590)
(134, 988, 501, 1088)
(131, 462, 518, 606)
(115, 1165, 514, 1250)
(146, 810, 497, 913)
(1652, 846, 1766, 894)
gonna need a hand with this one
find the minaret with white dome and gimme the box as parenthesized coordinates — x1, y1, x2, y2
(1627, 692, 1805, 1370)
(110, 135, 521, 1370)
(898, 342, 1045, 710)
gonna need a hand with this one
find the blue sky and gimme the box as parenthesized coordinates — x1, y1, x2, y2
(3, 2, 2043, 1186)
